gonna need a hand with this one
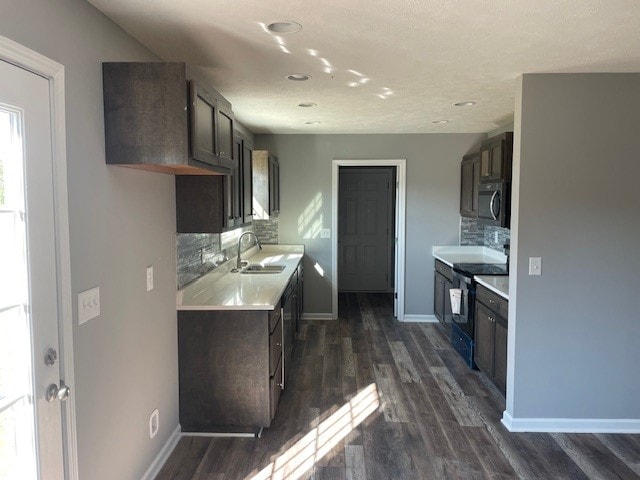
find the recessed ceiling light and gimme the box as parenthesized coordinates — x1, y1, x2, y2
(305, 121, 321, 125)
(432, 120, 449, 124)
(267, 21, 302, 34)
(454, 101, 476, 107)
(286, 73, 311, 81)
(298, 102, 317, 108)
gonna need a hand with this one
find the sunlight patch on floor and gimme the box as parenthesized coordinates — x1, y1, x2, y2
(247, 383, 380, 480)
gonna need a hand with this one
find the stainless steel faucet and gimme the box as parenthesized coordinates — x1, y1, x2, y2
(236, 231, 262, 269)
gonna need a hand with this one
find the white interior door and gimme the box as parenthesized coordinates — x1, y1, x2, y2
(0, 59, 65, 479)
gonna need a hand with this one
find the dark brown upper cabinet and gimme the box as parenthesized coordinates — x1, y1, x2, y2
(460, 151, 480, 217)
(224, 135, 243, 229)
(242, 140, 254, 225)
(176, 132, 254, 234)
(479, 132, 513, 183)
(102, 62, 234, 175)
(252, 150, 280, 220)
(175, 175, 226, 233)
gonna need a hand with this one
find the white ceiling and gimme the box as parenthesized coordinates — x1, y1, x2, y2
(87, 0, 640, 134)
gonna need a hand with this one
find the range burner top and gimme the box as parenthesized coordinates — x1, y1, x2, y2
(453, 263, 508, 276)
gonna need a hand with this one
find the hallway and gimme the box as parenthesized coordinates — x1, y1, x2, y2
(157, 293, 640, 479)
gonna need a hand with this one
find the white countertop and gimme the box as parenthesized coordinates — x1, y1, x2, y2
(177, 244, 304, 310)
(474, 275, 509, 300)
(432, 245, 507, 267)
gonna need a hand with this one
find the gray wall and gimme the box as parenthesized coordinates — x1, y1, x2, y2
(0, 0, 179, 478)
(509, 74, 640, 419)
(254, 134, 484, 316)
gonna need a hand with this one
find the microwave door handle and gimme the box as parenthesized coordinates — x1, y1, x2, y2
(489, 191, 499, 220)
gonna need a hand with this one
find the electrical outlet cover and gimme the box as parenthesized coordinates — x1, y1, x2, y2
(529, 257, 542, 276)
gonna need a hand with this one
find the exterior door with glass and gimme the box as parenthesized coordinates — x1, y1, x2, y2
(0, 59, 66, 479)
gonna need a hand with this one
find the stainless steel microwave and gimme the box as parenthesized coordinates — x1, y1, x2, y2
(477, 182, 509, 227)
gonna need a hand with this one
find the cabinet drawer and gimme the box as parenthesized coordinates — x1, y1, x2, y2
(269, 302, 281, 333)
(269, 316, 283, 377)
(435, 259, 453, 281)
(270, 355, 283, 419)
(476, 284, 508, 319)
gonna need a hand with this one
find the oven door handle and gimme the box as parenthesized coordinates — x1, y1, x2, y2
(489, 191, 499, 220)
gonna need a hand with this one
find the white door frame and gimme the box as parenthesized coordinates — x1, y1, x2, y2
(0, 35, 78, 479)
(331, 159, 406, 320)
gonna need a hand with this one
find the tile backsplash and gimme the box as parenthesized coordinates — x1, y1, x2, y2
(253, 215, 279, 245)
(460, 217, 510, 252)
(177, 225, 257, 289)
(177, 212, 281, 289)
(460, 217, 485, 246)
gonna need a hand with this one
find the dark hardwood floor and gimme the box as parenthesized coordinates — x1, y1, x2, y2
(156, 293, 640, 480)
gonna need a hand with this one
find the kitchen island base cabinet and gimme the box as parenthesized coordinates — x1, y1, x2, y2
(178, 306, 283, 434)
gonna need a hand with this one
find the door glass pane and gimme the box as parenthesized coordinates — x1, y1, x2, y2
(0, 107, 37, 480)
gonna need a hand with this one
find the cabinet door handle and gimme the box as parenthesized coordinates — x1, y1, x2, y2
(489, 191, 499, 220)
(276, 342, 281, 347)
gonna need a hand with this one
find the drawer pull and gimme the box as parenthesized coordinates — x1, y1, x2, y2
(276, 342, 282, 347)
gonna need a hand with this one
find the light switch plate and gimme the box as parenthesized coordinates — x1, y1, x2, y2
(78, 286, 100, 325)
(146, 266, 154, 292)
(320, 228, 331, 239)
(529, 257, 542, 276)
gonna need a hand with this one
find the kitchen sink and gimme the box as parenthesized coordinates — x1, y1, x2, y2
(240, 264, 286, 274)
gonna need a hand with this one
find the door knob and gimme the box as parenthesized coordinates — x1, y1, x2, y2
(46, 381, 71, 403)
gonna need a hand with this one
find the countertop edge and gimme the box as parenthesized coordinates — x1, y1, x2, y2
(474, 275, 509, 300)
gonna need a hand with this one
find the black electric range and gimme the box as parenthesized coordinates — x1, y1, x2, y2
(450, 262, 508, 368)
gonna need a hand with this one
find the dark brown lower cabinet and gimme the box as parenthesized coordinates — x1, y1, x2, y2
(474, 284, 508, 395)
(433, 260, 453, 334)
(493, 318, 508, 393)
(178, 304, 283, 433)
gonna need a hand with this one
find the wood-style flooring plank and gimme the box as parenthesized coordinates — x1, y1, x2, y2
(595, 434, 640, 476)
(361, 419, 419, 480)
(371, 363, 410, 423)
(344, 444, 367, 480)
(156, 436, 211, 480)
(356, 294, 379, 331)
(552, 432, 640, 480)
(303, 323, 326, 357)
(388, 341, 421, 383)
(429, 367, 483, 427)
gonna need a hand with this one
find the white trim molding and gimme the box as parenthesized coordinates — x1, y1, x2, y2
(401, 314, 438, 323)
(141, 425, 182, 480)
(331, 159, 407, 321)
(502, 411, 640, 433)
(302, 312, 336, 321)
(0, 35, 78, 480)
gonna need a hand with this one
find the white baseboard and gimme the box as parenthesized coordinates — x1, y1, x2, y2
(302, 312, 336, 320)
(502, 411, 640, 433)
(400, 314, 438, 323)
(141, 424, 181, 480)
